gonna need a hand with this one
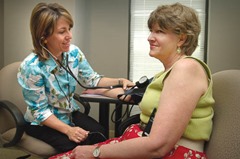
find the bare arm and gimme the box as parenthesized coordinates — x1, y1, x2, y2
(72, 58, 209, 158)
(97, 77, 134, 89)
(82, 77, 134, 100)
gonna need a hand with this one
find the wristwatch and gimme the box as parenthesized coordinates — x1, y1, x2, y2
(93, 145, 101, 158)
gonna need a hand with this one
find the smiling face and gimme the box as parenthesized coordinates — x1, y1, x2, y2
(45, 16, 72, 60)
(147, 23, 180, 60)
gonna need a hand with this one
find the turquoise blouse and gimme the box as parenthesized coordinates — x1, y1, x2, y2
(17, 44, 101, 125)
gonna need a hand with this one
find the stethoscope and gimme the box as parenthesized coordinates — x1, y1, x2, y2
(39, 37, 123, 90)
(40, 37, 153, 124)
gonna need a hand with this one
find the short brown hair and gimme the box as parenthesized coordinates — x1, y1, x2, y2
(148, 3, 201, 55)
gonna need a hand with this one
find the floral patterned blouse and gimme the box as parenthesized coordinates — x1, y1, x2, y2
(17, 44, 101, 125)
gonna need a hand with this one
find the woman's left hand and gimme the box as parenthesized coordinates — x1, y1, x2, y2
(71, 145, 95, 159)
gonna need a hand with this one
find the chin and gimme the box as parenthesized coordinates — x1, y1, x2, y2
(63, 48, 70, 52)
(149, 52, 155, 57)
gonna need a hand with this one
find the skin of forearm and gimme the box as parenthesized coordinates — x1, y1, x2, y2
(97, 77, 121, 87)
(100, 88, 124, 99)
(99, 137, 166, 159)
(90, 87, 132, 101)
(41, 114, 71, 134)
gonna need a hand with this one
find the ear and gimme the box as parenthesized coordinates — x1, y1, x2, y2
(40, 34, 48, 43)
(177, 34, 187, 47)
(40, 36, 47, 44)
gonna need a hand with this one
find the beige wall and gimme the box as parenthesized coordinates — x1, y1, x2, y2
(0, 0, 3, 69)
(208, 0, 240, 73)
(1, 0, 129, 78)
(3, 0, 78, 66)
(82, 0, 129, 78)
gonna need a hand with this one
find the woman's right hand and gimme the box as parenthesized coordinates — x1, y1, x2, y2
(66, 126, 89, 143)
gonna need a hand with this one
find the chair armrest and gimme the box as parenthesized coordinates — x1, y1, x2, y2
(0, 100, 26, 147)
(73, 93, 91, 115)
(118, 113, 140, 135)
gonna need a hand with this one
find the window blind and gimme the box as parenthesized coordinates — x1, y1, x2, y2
(129, 0, 207, 82)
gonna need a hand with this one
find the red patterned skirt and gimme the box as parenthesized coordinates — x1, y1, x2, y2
(49, 124, 207, 159)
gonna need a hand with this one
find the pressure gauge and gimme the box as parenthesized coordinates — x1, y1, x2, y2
(136, 76, 149, 88)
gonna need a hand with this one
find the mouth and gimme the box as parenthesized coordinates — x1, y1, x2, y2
(63, 42, 70, 47)
(149, 44, 158, 50)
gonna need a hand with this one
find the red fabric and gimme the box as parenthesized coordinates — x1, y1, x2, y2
(49, 124, 207, 159)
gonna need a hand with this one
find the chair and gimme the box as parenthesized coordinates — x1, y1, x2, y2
(118, 113, 140, 135)
(118, 69, 240, 159)
(205, 69, 240, 159)
(0, 62, 90, 158)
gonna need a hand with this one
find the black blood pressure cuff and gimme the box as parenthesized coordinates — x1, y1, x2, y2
(117, 76, 153, 104)
(117, 87, 147, 104)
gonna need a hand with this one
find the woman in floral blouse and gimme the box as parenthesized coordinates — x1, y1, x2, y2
(17, 2, 133, 153)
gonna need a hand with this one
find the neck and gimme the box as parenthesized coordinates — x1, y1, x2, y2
(163, 54, 186, 72)
(55, 53, 63, 63)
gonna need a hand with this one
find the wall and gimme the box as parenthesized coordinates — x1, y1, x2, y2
(208, 0, 240, 73)
(1, 0, 129, 77)
(0, 0, 3, 69)
(3, 0, 78, 66)
(83, 0, 129, 78)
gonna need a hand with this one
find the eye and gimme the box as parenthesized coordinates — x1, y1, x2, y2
(58, 29, 65, 34)
(156, 29, 164, 33)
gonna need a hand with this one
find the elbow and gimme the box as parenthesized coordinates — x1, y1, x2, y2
(151, 145, 171, 158)
(148, 138, 174, 158)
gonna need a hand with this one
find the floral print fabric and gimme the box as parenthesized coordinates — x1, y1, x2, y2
(17, 44, 101, 125)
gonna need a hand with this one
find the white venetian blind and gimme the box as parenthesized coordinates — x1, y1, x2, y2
(129, 0, 207, 82)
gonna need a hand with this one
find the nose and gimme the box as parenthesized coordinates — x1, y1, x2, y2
(147, 32, 154, 42)
(66, 30, 72, 40)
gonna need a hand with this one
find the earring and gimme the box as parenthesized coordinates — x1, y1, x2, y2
(177, 46, 181, 54)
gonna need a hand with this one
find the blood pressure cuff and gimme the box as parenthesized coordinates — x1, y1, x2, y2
(117, 76, 153, 104)
(117, 87, 147, 104)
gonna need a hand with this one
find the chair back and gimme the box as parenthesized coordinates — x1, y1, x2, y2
(0, 62, 24, 132)
(205, 70, 240, 158)
(0, 62, 58, 157)
(0, 62, 25, 112)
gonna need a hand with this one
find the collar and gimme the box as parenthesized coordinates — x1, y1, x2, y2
(44, 51, 75, 73)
